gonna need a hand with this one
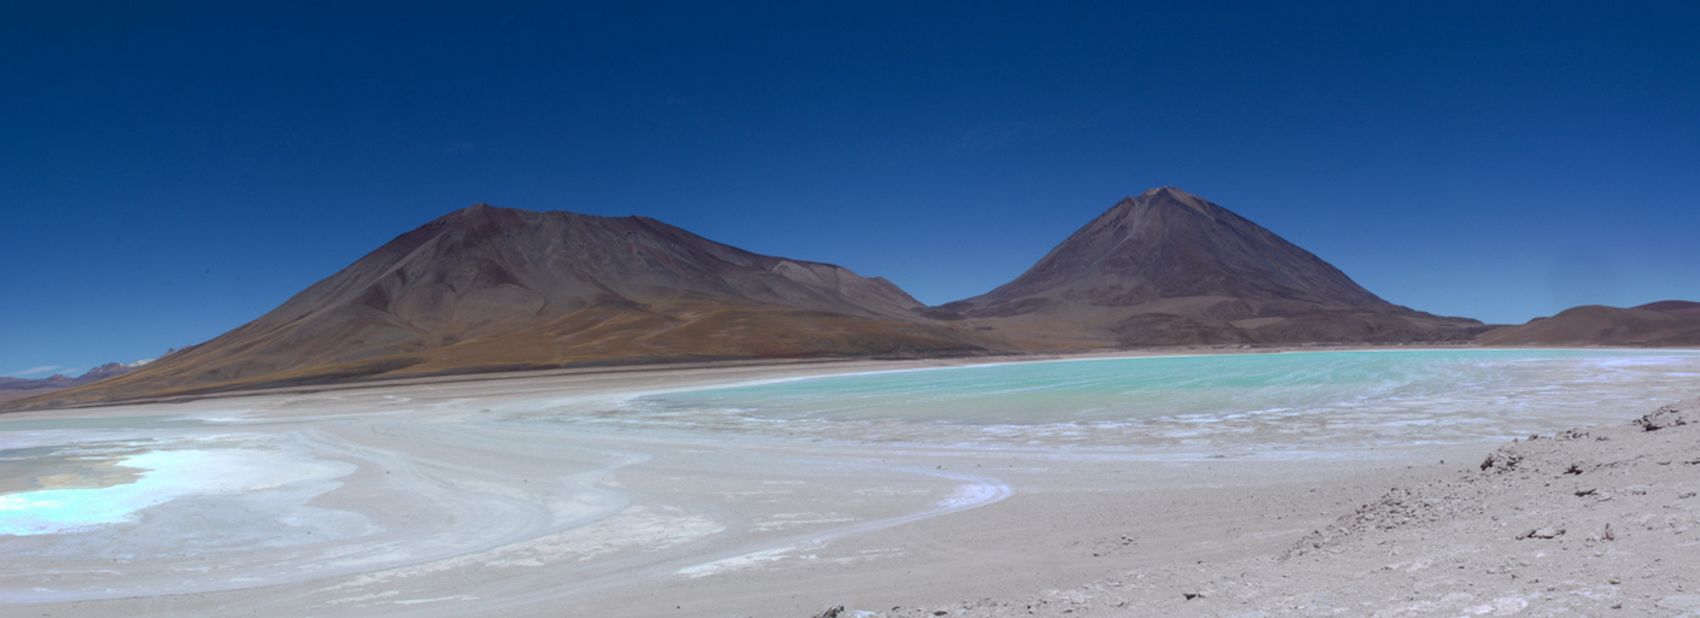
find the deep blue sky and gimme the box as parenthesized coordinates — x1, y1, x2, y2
(3, 2, 1698, 377)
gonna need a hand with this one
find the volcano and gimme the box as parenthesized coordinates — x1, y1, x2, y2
(27, 205, 981, 407)
(16, 188, 1498, 410)
(932, 187, 1483, 347)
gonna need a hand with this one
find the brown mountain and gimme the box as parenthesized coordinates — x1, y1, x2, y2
(20, 205, 981, 408)
(930, 187, 1483, 347)
(1478, 300, 1700, 346)
(15, 188, 1502, 410)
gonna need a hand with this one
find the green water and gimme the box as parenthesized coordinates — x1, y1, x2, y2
(625, 349, 1700, 449)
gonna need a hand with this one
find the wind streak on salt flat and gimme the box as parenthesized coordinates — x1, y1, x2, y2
(0, 395, 710, 604)
(671, 463, 1012, 580)
(0, 391, 1014, 613)
(295, 415, 1017, 615)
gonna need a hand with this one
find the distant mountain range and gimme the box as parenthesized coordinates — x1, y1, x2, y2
(0, 363, 136, 403)
(1480, 300, 1700, 346)
(10, 187, 1692, 410)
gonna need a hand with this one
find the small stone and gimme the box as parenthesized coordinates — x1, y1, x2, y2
(1518, 527, 1565, 540)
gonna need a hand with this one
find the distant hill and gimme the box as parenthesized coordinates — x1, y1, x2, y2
(0, 363, 137, 403)
(931, 187, 1484, 348)
(1479, 301, 1700, 346)
(16, 205, 982, 408)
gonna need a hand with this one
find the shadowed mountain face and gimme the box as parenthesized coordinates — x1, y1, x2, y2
(1479, 301, 1700, 346)
(934, 187, 1484, 347)
(25, 206, 981, 407)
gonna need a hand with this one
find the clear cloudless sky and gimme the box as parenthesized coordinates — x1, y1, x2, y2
(3, 1, 1698, 376)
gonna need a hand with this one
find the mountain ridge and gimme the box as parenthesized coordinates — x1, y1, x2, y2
(18, 187, 1641, 411)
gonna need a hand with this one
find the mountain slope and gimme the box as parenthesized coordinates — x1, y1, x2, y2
(1478, 300, 1700, 346)
(21, 205, 981, 407)
(933, 187, 1483, 347)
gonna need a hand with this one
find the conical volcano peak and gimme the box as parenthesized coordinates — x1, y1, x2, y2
(1118, 186, 1216, 218)
(1137, 185, 1193, 199)
(1098, 188, 1214, 227)
(939, 189, 1479, 346)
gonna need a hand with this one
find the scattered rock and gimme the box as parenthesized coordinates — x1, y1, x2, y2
(1482, 450, 1523, 471)
(812, 606, 844, 618)
(1518, 527, 1566, 540)
(1635, 405, 1692, 432)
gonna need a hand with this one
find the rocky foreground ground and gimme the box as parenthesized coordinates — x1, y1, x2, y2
(819, 398, 1700, 617)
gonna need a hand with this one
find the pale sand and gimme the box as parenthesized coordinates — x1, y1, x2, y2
(0, 353, 1693, 617)
(872, 400, 1700, 617)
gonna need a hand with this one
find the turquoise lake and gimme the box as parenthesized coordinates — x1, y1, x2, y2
(621, 349, 1700, 452)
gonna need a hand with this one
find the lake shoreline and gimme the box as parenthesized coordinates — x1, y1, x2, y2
(18, 343, 1693, 414)
(0, 350, 1695, 616)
